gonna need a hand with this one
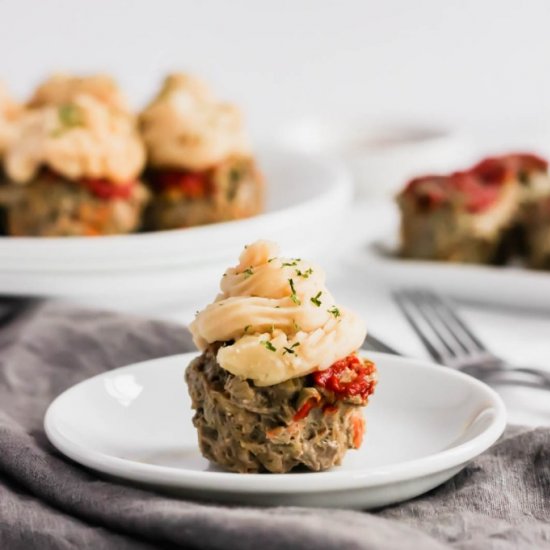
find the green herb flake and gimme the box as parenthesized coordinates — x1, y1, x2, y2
(283, 342, 301, 355)
(243, 325, 251, 333)
(292, 319, 301, 332)
(282, 260, 298, 267)
(288, 278, 301, 305)
(327, 306, 341, 318)
(296, 267, 313, 279)
(60, 104, 83, 127)
(261, 340, 277, 352)
(268, 257, 277, 263)
(243, 267, 254, 278)
(310, 291, 322, 307)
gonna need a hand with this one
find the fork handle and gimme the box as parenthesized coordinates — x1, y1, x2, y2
(484, 367, 550, 390)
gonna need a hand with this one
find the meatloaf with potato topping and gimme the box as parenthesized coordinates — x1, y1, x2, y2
(185, 343, 377, 474)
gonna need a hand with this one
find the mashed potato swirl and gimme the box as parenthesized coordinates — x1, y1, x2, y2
(0, 83, 22, 158)
(5, 93, 145, 184)
(28, 73, 130, 113)
(190, 240, 367, 386)
(140, 73, 250, 171)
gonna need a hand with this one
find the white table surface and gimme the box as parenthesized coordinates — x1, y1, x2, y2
(161, 199, 550, 428)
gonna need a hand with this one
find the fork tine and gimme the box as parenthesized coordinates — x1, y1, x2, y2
(426, 292, 487, 353)
(403, 290, 468, 359)
(415, 290, 476, 355)
(393, 290, 451, 363)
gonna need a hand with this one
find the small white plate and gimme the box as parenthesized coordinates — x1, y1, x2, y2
(352, 199, 550, 311)
(44, 351, 506, 509)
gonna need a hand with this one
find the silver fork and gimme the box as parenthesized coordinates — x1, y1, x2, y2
(393, 289, 550, 389)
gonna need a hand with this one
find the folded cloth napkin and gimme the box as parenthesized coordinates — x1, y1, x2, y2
(0, 300, 549, 550)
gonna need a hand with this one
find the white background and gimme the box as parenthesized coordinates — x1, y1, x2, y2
(1, 0, 549, 425)
(1, 0, 549, 137)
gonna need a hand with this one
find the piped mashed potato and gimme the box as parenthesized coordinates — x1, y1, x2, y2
(5, 93, 145, 184)
(140, 73, 250, 171)
(28, 73, 130, 114)
(190, 240, 367, 386)
(0, 83, 22, 158)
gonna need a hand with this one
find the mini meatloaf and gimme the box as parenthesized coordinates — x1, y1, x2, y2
(140, 74, 263, 230)
(397, 165, 520, 263)
(187, 240, 375, 474)
(2, 92, 148, 236)
(397, 152, 550, 266)
(0, 84, 22, 234)
(186, 343, 376, 473)
(523, 195, 550, 269)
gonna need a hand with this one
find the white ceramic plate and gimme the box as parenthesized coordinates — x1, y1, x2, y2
(353, 199, 550, 311)
(0, 149, 351, 312)
(0, 148, 351, 274)
(44, 351, 506, 509)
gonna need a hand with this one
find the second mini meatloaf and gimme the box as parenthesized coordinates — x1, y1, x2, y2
(397, 161, 520, 263)
(140, 74, 263, 230)
(397, 152, 550, 265)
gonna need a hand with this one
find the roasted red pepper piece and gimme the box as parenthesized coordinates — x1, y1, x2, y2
(152, 169, 211, 198)
(293, 398, 318, 422)
(81, 178, 135, 200)
(313, 355, 376, 401)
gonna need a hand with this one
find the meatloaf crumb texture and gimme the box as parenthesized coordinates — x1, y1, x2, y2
(185, 345, 369, 473)
(0, 175, 149, 236)
(144, 157, 263, 230)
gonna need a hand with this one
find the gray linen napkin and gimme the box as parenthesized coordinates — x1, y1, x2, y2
(0, 300, 549, 550)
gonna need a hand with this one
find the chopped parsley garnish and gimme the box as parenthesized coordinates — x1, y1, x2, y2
(52, 104, 84, 137)
(292, 319, 301, 332)
(282, 260, 298, 267)
(59, 104, 83, 127)
(244, 325, 251, 333)
(296, 268, 313, 279)
(288, 278, 301, 305)
(310, 291, 322, 307)
(261, 340, 277, 352)
(283, 342, 301, 355)
(328, 306, 341, 318)
(243, 267, 254, 278)
(268, 257, 277, 263)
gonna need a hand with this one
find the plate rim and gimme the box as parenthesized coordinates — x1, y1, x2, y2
(44, 351, 507, 494)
